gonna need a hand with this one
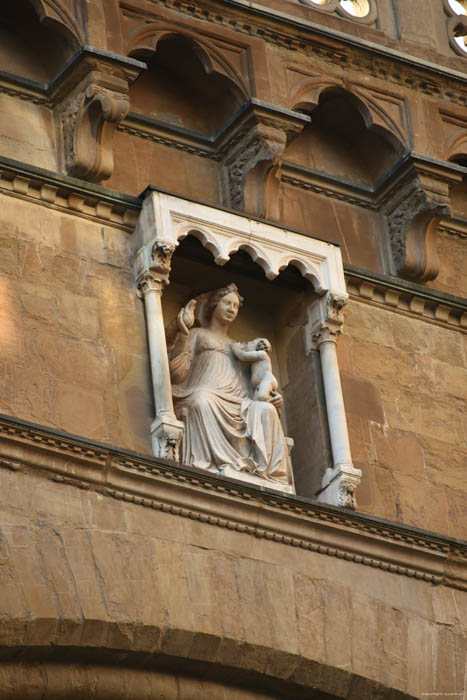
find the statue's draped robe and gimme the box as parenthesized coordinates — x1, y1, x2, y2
(170, 328, 292, 484)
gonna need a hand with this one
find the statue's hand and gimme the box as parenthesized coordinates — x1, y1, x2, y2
(178, 299, 197, 334)
(269, 392, 283, 411)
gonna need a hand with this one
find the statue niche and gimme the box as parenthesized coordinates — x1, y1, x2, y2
(165, 283, 294, 491)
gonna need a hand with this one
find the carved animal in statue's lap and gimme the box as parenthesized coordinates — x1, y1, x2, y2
(231, 338, 279, 403)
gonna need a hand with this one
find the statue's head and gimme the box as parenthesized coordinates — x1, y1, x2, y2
(198, 283, 243, 326)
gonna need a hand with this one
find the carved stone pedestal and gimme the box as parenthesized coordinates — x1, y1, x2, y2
(151, 415, 184, 462)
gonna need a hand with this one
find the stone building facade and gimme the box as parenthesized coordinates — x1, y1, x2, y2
(0, 0, 466, 697)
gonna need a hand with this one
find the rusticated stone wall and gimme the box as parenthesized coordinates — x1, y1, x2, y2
(339, 298, 467, 540)
(0, 430, 465, 698)
(0, 187, 466, 540)
(0, 192, 151, 455)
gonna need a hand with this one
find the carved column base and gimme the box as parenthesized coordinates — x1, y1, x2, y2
(316, 464, 362, 509)
(151, 415, 184, 462)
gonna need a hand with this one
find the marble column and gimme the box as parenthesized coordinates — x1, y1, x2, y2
(308, 293, 361, 509)
(136, 244, 184, 461)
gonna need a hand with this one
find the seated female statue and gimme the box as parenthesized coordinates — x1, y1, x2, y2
(166, 283, 293, 487)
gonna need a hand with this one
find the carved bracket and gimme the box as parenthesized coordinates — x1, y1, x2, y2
(52, 48, 145, 182)
(219, 100, 310, 218)
(383, 155, 462, 283)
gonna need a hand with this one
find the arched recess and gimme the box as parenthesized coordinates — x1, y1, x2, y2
(0, 0, 80, 81)
(285, 82, 406, 185)
(166, 233, 332, 499)
(0, 632, 413, 699)
(125, 26, 247, 135)
(446, 147, 467, 218)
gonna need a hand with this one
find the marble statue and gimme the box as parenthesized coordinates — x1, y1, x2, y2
(231, 338, 279, 403)
(166, 283, 293, 487)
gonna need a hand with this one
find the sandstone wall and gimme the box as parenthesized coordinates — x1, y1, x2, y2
(0, 193, 151, 455)
(0, 459, 464, 698)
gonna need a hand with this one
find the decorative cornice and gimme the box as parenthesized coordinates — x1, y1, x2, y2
(0, 153, 465, 328)
(439, 216, 467, 240)
(0, 413, 465, 590)
(0, 47, 146, 108)
(345, 264, 467, 331)
(137, 0, 467, 107)
(0, 155, 140, 231)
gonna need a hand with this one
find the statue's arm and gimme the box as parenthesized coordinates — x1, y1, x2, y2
(231, 345, 267, 363)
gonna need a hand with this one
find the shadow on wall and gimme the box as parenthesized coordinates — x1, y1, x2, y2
(164, 234, 331, 500)
(0, 0, 77, 82)
(129, 35, 246, 135)
(286, 87, 405, 186)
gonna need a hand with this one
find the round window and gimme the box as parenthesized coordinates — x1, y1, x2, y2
(339, 0, 371, 17)
(336, 0, 377, 24)
(448, 0, 467, 15)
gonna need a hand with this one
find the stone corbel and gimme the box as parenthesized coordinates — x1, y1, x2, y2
(51, 47, 146, 182)
(383, 154, 462, 283)
(135, 240, 184, 461)
(306, 292, 361, 509)
(219, 99, 310, 219)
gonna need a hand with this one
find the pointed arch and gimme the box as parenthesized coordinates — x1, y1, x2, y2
(289, 79, 407, 155)
(124, 23, 249, 101)
(28, 0, 83, 46)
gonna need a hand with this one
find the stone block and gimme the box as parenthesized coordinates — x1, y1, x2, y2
(434, 627, 466, 693)
(322, 582, 352, 669)
(0, 276, 23, 362)
(379, 385, 422, 433)
(344, 301, 395, 348)
(415, 353, 467, 402)
(347, 413, 375, 465)
(0, 235, 19, 276)
(422, 435, 467, 491)
(351, 338, 416, 389)
(420, 399, 466, 448)
(53, 382, 109, 440)
(58, 291, 101, 342)
(0, 94, 57, 170)
(350, 593, 380, 683)
(19, 282, 59, 331)
(372, 424, 424, 475)
(341, 373, 385, 424)
(99, 307, 147, 355)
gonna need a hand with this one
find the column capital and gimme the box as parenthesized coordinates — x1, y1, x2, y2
(136, 270, 166, 298)
(135, 240, 177, 297)
(306, 292, 347, 352)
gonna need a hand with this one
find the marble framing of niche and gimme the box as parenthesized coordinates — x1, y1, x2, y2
(132, 189, 361, 509)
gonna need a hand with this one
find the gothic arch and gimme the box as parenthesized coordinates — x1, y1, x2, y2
(124, 24, 249, 101)
(289, 79, 407, 155)
(446, 130, 467, 163)
(27, 0, 83, 46)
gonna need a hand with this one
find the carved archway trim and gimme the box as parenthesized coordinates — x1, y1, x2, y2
(124, 23, 249, 100)
(29, 0, 84, 45)
(135, 190, 346, 297)
(289, 79, 407, 154)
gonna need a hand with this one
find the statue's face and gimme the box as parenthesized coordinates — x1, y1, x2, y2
(213, 292, 240, 325)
